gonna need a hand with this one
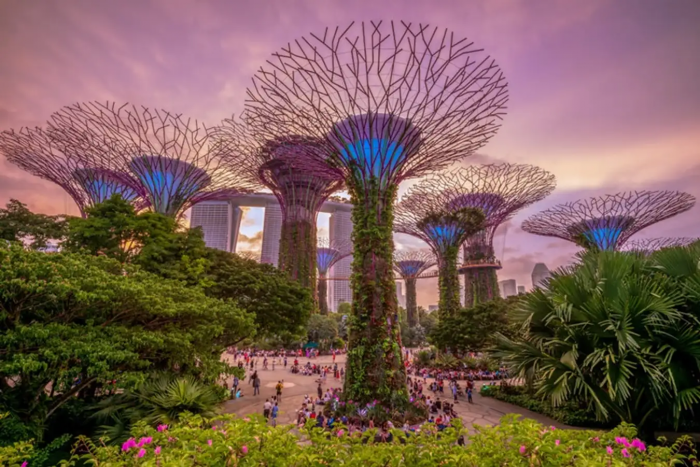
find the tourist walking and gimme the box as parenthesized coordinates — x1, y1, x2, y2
(263, 399, 272, 418)
(467, 387, 473, 403)
(253, 375, 261, 396)
(231, 375, 239, 399)
(271, 402, 279, 427)
(275, 380, 284, 401)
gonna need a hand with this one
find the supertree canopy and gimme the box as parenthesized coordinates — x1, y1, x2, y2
(244, 21, 508, 406)
(47, 101, 256, 218)
(395, 182, 486, 318)
(522, 191, 696, 251)
(393, 250, 436, 328)
(0, 126, 145, 217)
(621, 237, 698, 254)
(442, 164, 556, 307)
(211, 117, 342, 292)
(316, 237, 352, 315)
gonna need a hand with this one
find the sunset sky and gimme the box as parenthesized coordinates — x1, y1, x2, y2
(1, 0, 699, 307)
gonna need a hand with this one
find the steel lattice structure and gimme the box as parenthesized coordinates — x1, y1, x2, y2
(244, 20, 508, 405)
(395, 182, 486, 318)
(393, 250, 437, 328)
(0, 126, 145, 217)
(316, 237, 352, 315)
(211, 116, 342, 291)
(522, 191, 696, 251)
(441, 164, 556, 306)
(621, 237, 698, 254)
(47, 101, 256, 218)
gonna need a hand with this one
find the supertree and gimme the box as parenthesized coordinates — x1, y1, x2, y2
(395, 182, 486, 318)
(0, 126, 145, 217)
(244, 21, 508, 405)
(621, 237, 698, 254)
(441, 164, 556, 307)
(211, 117, 343, 292)
(522, 191, 696, 251)
(48, 101, 256, 218)
(393, 250, 436, 328)
(316, 237, 352, 315)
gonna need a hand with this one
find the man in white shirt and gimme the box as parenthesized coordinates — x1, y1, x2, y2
(263, 399, 272, 419)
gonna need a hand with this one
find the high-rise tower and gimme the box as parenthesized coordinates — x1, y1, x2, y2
(329, 209, 353, 312)
(531, 263, 551, 289)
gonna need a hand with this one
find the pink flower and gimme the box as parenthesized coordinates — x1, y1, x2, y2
(221, 430, 227, 435)
(207, 439, 213, 446)
(592, 437, 599, 442)
(243, 417, 250, 422)
(212, 425, 217, 430)
(242, 445, 248, 455)
(21, 463, 27, 467)
(621, 448, 630, 458)
(337, 430, 345, 437)
(137, 448, 146, 458)
(606, 446, 614, 455)
(631, 439, 646, 451)
(555, 439, 560, 446)
(168, 436, 175, 442)
(155, 446, 161, 455)
(122, 438, 137, 452)
(550, 426, 556, 431)
(519, 445, 526, 454)
(157, 424, 168, 432)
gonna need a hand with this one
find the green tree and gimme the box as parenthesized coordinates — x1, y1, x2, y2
(204, 249, 312, 339)
(0, 243, 254, 443)
(494, 248, 700, 438)
(306, 314, 338, 343)
(0, 199, 68, 250)
(430, 296, 519, 353)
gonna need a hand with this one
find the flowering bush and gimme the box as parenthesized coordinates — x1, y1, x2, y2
(26, 413, 692, 466)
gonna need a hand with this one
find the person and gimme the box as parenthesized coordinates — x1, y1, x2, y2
(317, 382, 323, 400)
(271, 402, 279, 427)
(275, 380, 284, 401)
(316, 411, 325, 428)
(231, 375, 239, 399)
(253, 375, 261, 396)
(452, 383, 458, 402)
(467, 387, 473, 404)
(263, 399, 272, 418)
(284, 357, 288, 368)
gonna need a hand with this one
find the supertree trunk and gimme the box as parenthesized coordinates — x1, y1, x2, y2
(405, 277, 418, 327)
(344, 181, 407, 406)
(438, 246, 461, 318)
(278, 218, 317, 296)
(464, 268, 500, 307)
(317, 275, 329, 315)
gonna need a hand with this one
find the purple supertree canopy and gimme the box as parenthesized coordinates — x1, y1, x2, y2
(47, 101, 256, 218)
(0, 126, 142, 216)
(316, 237, 352, 275)
(522, 191, 696, 251)
(212, 117, 342, 222)
(393, 250, 437, 279)
(621, 237, 699, 254)
(244, 21, 509, 188)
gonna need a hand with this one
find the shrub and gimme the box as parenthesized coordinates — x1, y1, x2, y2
(40, 413, 695, 466)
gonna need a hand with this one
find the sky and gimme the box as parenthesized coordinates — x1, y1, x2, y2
(1, 0, 699, 307)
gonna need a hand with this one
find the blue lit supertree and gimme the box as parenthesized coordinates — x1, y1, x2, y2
(245, 21, 508, 405)
(522, 191, 695, 251)
(316, 237, 352, 315)
(395, 181, 486, 318)
(0, 126, 145, 217)
(393, 250, 436, 327)
(48, 102, 256, 218)
(441, 164, 556, 307)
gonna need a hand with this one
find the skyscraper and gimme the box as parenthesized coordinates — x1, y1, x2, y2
(499, 279, 517, 298)
(190, 200, 242, 253)
(260, 201, 283, 266)
(329, 209, 353, 312)
(396, 282, 406, 308)
(531, 263, 551, 289)
(517, 285, 525, 294)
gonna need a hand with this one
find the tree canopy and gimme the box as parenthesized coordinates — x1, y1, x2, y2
(0, 199, 67, 250)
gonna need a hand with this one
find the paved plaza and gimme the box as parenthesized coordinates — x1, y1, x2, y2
(220, 354, 571, 432)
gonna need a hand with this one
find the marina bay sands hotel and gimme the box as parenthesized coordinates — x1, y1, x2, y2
(190, 194, 354, 312)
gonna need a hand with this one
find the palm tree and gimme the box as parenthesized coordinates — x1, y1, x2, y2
(494, 247, 700, 437)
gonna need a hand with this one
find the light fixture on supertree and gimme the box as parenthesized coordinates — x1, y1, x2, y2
(48, 101, 256, 218)
(316, 237, 352, 315)
(0, 126, 145, 217)
(522, 191, 696, 251)
(621, 237, 698, 254)
(393, 250, 436, 328)
(245, 20, 508, 405)
(211, 117, 342, 293)
(395, 183, 486, 318)
(441, 164, 555, 307)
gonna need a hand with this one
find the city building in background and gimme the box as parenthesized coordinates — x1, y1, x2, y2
(328, 208, 353, 312)
(517, 285, 525, 294)
(498, 279, 517, 298)
(189, 200, 243, 253)
(428, 305, 439, 313)
(396, 282, 406, 308)
(531, 262, 551, 289)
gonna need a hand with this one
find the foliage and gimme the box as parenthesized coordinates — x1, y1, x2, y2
(45, 413, 695, 467)
(0, 199, 68, 250)
(344, 180, 406, 406)
(307, 314, 338, 348)
(430, 296, 520, 353)
(92, 375, 223, 445)
(205, 249, 312, 339)
(278, 219, 317, 296)
(414, 350, 434, 368)
(494, 247, 700, 437)
(464, 267, 500, 307)
(0, 243, 254, 443)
